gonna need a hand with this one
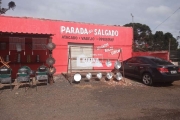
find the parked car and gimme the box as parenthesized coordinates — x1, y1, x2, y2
(119, 56, 180, 86)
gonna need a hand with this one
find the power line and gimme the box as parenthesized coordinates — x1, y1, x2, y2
(152, 7, 180, 31)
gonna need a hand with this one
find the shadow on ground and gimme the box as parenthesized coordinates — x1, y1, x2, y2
(123, 75, 175, 87)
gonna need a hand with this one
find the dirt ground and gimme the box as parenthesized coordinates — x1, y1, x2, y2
(0, 74, 180, 120)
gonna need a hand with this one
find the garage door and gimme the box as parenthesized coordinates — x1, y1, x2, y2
(68, 43, 93, 70)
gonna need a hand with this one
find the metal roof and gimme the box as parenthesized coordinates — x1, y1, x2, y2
(0, 15, 54, 35)
(0, 31, 53, 36)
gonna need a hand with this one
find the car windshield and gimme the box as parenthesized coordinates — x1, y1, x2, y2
(150, 57, 172, 65)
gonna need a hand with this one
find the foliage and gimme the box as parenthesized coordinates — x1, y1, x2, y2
(150, 32, 178, 51)
(123, 23, 179, 52)
(0, 0, 16, 15)
(8, 1, 16, 10)
(124, 23, 153, 51)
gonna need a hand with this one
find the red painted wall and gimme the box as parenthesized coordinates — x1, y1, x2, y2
(0, 16, 133, 75)
(0, 36, 49, 78)
(132, 51, 169, 60)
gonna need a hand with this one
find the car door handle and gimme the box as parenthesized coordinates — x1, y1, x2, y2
(129, 66, 132, 67)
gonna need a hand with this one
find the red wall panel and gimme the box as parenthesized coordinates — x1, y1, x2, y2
(132, 51, 169, 60)
(0, 16, 133, 75)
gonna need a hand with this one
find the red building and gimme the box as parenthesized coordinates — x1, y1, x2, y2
(0, 15, 133, 78)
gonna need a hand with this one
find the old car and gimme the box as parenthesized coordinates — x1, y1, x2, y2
(119, 56, 180, 86)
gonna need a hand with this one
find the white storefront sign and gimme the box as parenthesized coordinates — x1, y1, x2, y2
(77, 54, 103, 67)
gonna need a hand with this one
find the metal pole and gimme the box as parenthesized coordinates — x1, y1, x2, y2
(169, 38, 171, 61)
(131, 13, 134, 29)
(177, 31, 180, 48)
(131, 13, 134, 51)
(66, 47, 71, 84)
(0, 0, 2, 15)
(0, 0, 1, 8)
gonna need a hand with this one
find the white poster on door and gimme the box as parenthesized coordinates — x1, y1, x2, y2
(77, 54, 103, 67)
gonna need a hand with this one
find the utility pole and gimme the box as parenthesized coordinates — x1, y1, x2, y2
(169, 38, 171, 61)
(131, 13, 134, 51)
(131, 13, 134, 29)
(177, 31, 180, 49)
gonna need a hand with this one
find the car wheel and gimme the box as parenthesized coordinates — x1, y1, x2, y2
(142, 73, 153, 86)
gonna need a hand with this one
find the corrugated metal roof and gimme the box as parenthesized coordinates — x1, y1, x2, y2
(0, 15, 54, 35)
(0, 15, 131, 28)
(0, 31, 53, 35)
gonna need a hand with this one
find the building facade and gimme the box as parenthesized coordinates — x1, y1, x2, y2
(0, 16, 133, 78)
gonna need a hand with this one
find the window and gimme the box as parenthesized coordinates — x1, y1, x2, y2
(9, 37, 25, 51)
(32, 38, 47, 50)
(127, 57, 138, 64)
(137, 58, 149, 64)
(150, 57, 172, 65)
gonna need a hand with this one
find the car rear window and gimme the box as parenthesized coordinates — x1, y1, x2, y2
(150, 58, 173, 65)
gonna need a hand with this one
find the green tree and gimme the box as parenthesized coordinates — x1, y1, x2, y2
(123, 23, 179, 51)
(151, 31, 165, 51)
(177, 36, 180, 49)
(123, 23, 153, 51)
(0, 0, 16, 15)
(152, 32, 178, 51)
(164, 33, 179, 50)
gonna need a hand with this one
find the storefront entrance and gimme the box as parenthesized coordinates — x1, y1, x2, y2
(0, 32, 51, 79)
(68, 43, 93, 71)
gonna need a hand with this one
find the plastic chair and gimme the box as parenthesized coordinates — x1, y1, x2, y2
(35, 65, 49, 90)
(0, 66, 12, 90)
(16, 66, 33, 91)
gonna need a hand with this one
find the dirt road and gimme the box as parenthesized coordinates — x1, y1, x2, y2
(0, 75, 180, 120)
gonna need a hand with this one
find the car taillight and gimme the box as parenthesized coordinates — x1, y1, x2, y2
(157, 67, 169, 73)
(178, 68, 180, 72)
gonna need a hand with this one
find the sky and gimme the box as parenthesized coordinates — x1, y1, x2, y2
(1, 0, 180, 44)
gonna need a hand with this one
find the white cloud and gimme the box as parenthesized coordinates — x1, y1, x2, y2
(146, 5, 172, 16)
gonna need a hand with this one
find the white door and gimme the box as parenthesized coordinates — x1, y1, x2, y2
(68, 43, 93, 70)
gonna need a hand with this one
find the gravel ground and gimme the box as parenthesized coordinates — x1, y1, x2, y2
(0, 74, 180, 120)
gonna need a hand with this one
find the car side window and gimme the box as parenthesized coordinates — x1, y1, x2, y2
(127, 58, 133, 63)
(138, 58, 149, 64)
(150, 58, 172, 65)
(127, 58, 138, 64)
(127, 57, 149, 64)
(135, 58, 142, 64)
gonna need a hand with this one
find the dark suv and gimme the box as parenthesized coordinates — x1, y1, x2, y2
(120, 56, 180, 86)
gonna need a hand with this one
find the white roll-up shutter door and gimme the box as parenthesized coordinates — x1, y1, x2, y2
(68, 43, 93, 70)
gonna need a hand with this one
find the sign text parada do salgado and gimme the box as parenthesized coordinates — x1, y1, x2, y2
(60, 26, 119, 37)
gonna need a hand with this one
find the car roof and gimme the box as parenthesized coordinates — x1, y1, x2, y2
(135, 56, 160, 59)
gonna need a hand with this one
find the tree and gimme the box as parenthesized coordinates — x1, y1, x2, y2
(164, 33, 179, 51)
(123, 23, 179, 51)
(123, 23, 153, 51)
(0, 0, 16, 15)
(151, 32, 178, 51)
(151, 31, 165, 51)
(177, 36, 180, 49)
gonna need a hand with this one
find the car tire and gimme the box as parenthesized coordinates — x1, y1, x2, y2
(142, 73, 153, 86)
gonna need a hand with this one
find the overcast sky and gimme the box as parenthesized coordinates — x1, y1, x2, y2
(1, 0, 180, 43)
